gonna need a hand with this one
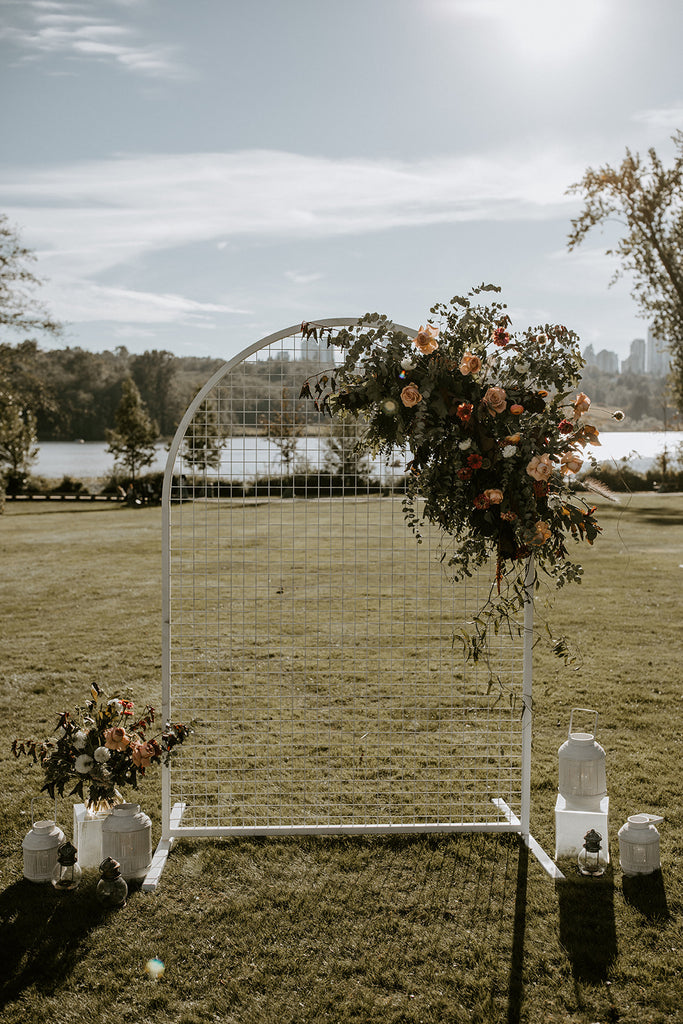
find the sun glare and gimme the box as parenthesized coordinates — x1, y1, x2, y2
(436, 0, 611, 60)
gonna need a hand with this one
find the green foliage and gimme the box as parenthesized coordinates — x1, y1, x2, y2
(302, 287, 606, 664)
(568, 134, 683, 410)
(105, 377, 159, 482)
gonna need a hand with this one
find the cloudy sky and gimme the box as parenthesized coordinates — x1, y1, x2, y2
(1, 0, 682, 363)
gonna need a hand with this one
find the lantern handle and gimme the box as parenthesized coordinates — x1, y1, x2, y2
(30, 796, 58, 827)
(569, 707, 598, 739)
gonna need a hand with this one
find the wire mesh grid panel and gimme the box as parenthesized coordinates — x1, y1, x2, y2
(162, 321, 528, 836)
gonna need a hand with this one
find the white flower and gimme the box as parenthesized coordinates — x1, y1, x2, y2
(513, 360, 530, 374)
(94, 746, 111, 763)
(107, 699, 123, 714)
(401, 356, 416, 371)
(72, 730, 88, 750)
(75, 754, 94, 774)
(458, 439, 472, 451)
(502, 445, 517, 458)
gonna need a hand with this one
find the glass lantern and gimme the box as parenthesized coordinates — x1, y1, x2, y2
(577, 828, 604, 876)
(51, 840, 83, 892)
(96, 857, 128, 909)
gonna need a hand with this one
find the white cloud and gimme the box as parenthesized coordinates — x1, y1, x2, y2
(0, 146, 587, 329)
(284, 271, 324, 286)
(632, 106, 683, 131)
(0, 147, 583, 273)
(0, 0, 187, 78)
(42, 279, 250, 325)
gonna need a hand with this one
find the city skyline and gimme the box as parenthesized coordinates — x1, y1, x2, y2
(2, 1, 683, 364)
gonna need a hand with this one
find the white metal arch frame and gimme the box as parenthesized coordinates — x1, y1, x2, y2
(144, 319, 549, 890)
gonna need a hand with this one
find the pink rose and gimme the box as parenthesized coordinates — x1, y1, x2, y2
(483, 488, 504, 505)
(413, 324, 439, 355)
(482, 387, 507, 415)
(104, 726, 130, 751)
(400, 383, 422, 408)
(526, 454, 554, 481)
(561, 452, 583, 475)
(459, 351, 482, 376)
(130, 739, 160, 769)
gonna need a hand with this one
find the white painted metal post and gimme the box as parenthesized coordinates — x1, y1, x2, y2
(520, 556, 535, 840)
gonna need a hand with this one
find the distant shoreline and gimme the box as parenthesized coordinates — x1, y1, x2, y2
(30, 432, 683, 481)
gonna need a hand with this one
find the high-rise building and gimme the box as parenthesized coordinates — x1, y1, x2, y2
(595, 348, 620, 374)
(647, 327, 671, 375)
(583, 343, 596, 365)
(622, 337, 646, 374)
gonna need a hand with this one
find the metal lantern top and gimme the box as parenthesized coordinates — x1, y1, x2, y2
(582, 828, 603, 853)
(558, 707, 607, 810)
(56, 840, 78, 865)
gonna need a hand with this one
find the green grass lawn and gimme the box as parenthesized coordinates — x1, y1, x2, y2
(0, 495, 682, 1023)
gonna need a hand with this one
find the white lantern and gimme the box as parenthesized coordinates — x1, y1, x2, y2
(101, 803, 152, 882)
(558, 708, 607, 811)
(22, 809, 65, 883)
(618, 814, 664, 876)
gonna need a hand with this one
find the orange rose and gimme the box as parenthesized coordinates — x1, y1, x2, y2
(504, 433, 521, 445)
(104, 726, 130, 751)
(459, 351, 482, 376)
(575, 423, 601, 446)
(526, 454, 554, 481)
(528, 521, 551, 546)
(482, 387, 507, 415)
(413, 324, 439, 355)
(400, 383, 422, 408)
(509, 404, 524, 415)
(483, 488, 504, 504)
(572, 392, 591, 420)
(561, 452, 583, 475)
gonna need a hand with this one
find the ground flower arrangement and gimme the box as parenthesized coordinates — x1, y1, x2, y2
(301, 285, 609, 665)
(12, 683, 191, 810)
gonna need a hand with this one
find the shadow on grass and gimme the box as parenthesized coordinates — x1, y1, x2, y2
(622, 869, 671, 922)
(556, 865, 618, 982)
(0, 877, 113, 1009)
(172, 831, 530, 1023)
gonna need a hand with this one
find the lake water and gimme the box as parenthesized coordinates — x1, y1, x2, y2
(33, 431, 683, 480)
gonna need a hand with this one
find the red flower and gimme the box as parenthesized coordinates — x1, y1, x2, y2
(473, 493, 491, 509)
(457, 467, 473, 480)
(492, 326, 510, 348)
(558, 419, 574, 434)
(467, 454, 483, 469)
(456, 401, 474, 423)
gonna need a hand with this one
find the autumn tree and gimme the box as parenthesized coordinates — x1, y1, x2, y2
(105, 376, 159, 483)
(0, 216, 61, 492)
(567, 134, 683, 409)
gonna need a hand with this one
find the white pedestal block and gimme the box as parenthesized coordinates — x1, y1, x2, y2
(555, 794, 610, 863)
(73, 804, 109, 868)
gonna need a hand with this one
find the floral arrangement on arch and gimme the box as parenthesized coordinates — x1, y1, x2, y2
(301, 286, 609, 662)
(12, 684, 191, 811)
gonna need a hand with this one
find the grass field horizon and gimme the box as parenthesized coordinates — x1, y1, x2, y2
(1, 494, 681, 1023)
